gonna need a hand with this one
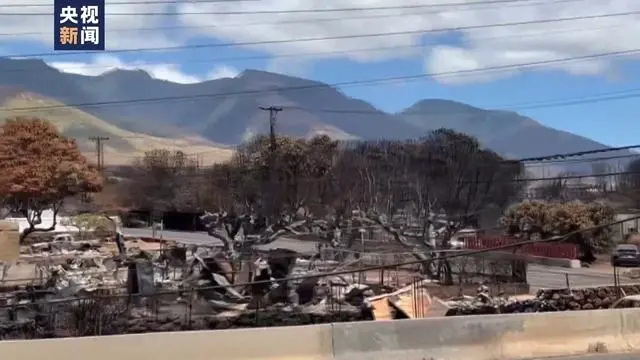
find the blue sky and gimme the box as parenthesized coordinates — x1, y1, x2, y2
(2, 0, 640, 147)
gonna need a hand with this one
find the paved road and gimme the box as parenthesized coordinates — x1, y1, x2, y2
(527, 264, 636, 291)
(122, 228, 318, 253)
(123, 228, 639, 290)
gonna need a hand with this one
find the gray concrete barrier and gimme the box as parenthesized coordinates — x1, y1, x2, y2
(525, 255, 581, 268)
(331, 308, 640, 360)
(3, 309, 640, 360)
(0, 324, 334, 360)
(332, 315, 520, 360)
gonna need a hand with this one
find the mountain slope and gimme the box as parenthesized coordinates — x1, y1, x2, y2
(399, 99, 633, 175)
(0, 58, 626, 173)
(0, 89, 233, 166)
(76, 68, 416, 144)
(0, 60, 419, 142)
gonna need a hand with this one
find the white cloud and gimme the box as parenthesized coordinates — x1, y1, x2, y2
(175, 0, 640, 84)
(1, 0, 639, 84)
(207, 65, 240, 80)
(48, 54, 239, 83)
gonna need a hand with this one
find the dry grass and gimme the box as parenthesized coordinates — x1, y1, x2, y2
(0, 92, 235, 166)
(93, 143, 233, 166)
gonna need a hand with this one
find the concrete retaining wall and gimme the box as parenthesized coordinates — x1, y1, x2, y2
(3, 309, 640, 360)
(332, 308, 640, 360)
(0, 324, 334, 360)
(525, 255, 580, 268)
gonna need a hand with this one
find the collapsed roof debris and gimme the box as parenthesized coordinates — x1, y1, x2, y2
(0, 211, 537, 339)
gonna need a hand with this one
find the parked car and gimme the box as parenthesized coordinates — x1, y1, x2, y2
(124, 218, 147, 228)
(611, 244, 640, 267)
(52, 233, 75, 242)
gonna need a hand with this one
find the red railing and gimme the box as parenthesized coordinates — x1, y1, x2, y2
(463, 236, 578, 259)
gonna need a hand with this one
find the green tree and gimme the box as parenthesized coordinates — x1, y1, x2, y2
(500, 200, 615, 262)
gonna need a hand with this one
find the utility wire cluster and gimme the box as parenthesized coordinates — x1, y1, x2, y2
(0, 0, 635, 176)
(5, 9, 640, 58)
(1, 49, 639, 113)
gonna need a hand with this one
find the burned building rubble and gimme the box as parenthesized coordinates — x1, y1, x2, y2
(0, 211, 541, 339)
(0, 232, 382, 339)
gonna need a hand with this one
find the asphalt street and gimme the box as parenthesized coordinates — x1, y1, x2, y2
(123, 227, 318, 253)
(527, 264, 635, 291)
(123, 228, 638, 291)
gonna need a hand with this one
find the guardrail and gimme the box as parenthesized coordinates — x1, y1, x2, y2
(2, 308, 640, 359)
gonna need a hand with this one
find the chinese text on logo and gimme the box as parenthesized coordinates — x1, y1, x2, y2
(54, 0, 105, 51)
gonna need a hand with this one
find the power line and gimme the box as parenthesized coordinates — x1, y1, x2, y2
(517, 145, 640, 162)
(524, 153, 640, 167)
(60, 87, 640, 164)
(1, 24, 630, 79)
(481, 86, 640, 112)
(0, 0, 588, 38)
(3, 48, 639, 113)
(0, 0, 581, 14)
(289, 86, 640, 117)
(3, 24, 630, 76)
(138, 160, 640, 184)
(501, 170, 640, 184)
(5, 10, 640, 58)
(171, 87, 640, 160)
(0, 0, 257, 7)
(119, 145, 640, 167)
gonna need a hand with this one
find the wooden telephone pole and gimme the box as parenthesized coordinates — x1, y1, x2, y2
(259, 106, 283, 220)
(259, 106, 282, 156)
(89, 136, 109, 171)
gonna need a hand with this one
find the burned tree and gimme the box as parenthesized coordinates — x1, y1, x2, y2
(620, 158, 640, 208)
(420, 129, 523, 224)
(115, 130, 524, 290)
(229, 134, 339, 219)
(328, 130, 524, 283)
(124, 149, 201, 213)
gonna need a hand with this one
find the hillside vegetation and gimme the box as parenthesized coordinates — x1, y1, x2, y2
(0, 91, 233, 166)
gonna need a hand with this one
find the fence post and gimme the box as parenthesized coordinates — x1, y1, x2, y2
(182, 289, 193, 329)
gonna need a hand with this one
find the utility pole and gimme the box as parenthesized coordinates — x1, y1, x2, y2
(89, 136, 109, 171)
(259, 106, 283, 221)
(259, 106, 282, 157)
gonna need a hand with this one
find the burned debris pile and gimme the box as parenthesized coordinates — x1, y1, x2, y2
(0, 225, 388, 339)
(0, 209, 539, 339)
